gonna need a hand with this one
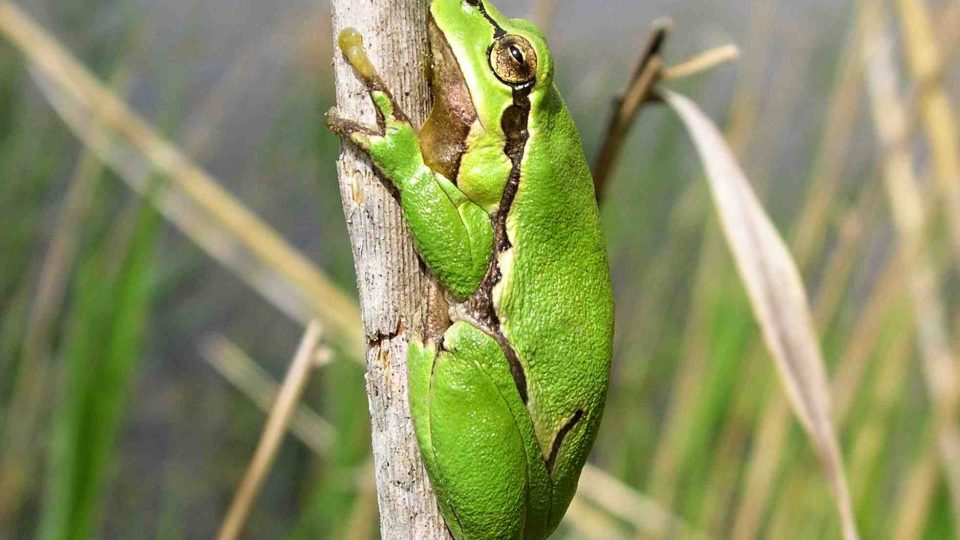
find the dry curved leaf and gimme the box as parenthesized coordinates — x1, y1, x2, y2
(662, 90, 859, 540)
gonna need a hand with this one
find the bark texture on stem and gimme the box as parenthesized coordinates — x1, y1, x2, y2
(329, 1, 451, 538)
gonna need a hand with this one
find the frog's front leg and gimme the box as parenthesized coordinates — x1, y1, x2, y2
(409, 322, 553, 540)
(327, 29, 493, 300)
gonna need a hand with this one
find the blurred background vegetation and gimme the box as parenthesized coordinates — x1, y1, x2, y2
(1, 0, 959, 538)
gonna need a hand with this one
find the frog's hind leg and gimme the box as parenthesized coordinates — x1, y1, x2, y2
(410, 322, 551, 540)
(408, 337, 469, 535)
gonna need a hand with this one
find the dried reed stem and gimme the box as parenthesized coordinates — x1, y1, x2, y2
(894, 0, 960, 267)
(201, 335, 335, 456)
(216, 322, 326, 540)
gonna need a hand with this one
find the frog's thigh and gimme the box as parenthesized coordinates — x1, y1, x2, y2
(428, 323, 531, 540)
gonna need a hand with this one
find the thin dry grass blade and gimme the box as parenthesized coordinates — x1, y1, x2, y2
(201, 335, 335, 456)
(662, 90, 859, 540)
(660, 46, 741, 82)
(216, 322, 325, 540)
(0, 1, 363, 359)
(862, 5, 960, 518)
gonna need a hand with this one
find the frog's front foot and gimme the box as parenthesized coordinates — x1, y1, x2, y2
(328, 28, 413, 150)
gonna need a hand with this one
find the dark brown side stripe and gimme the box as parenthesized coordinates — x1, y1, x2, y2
(546, 409, 584, 473)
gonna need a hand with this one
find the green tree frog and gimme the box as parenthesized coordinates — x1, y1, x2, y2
(328, 0, 614, 537)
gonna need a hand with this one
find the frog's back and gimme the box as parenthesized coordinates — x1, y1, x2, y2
(494, 85, 614, 521)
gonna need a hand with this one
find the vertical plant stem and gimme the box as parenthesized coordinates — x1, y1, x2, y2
(893, 0, 960, 266)
(328, 1, 451, 538)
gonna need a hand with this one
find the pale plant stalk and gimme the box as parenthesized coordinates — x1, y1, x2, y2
(329, 0, 452, 536)
(724, 0, 779, 153)
(661, 46, 741, 81)
(862, 3, 960, 518)
(201, 335, 376, 539)
(893, 0, 960, 266)
(937, 0, 960, 54)
(30, 66, 322, 326)
(201, 335, 335, 455)
(203, 336, 684, 539)
(216, 322, 326, 540)
(729, 396, 791, 539)
(789, 12, 868, 266)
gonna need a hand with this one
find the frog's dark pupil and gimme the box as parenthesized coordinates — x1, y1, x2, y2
(465, 0, 480, 6)
(509, 45, 524, 64)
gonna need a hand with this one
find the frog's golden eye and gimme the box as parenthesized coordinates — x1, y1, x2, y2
(490, 35, 537, 86)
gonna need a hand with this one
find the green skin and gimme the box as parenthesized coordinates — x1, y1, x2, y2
(329, 1, 614, 538)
